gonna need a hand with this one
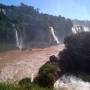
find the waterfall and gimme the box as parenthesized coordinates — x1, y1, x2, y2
(72, 25, 82, 34)
(72, 27, 77, 34)
(15, 30, 23, 50)
(54, 75, 90, 90)
(12, 24, 23, 50)
(83, 27, 90, 32)
(72, 25, 90, 34)
(31, 73, 34, 83)
(49, 26, 60, 44)
(15, 30, 20, 48)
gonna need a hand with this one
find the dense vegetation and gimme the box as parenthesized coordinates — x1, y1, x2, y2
(34, 57, 60, 87)
(59, 32, 90, 74)
(0, 9, 14, 43)
(0, 3, 72, 47)
(0, 62, 59, 90)
(0, 83, 52, 90)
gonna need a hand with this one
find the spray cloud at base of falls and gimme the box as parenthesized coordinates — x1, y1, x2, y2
(49, 26, 60, 44)
(54, 75, 90, 90)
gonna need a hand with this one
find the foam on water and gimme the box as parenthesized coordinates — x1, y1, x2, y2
(54, 75, 90, 90)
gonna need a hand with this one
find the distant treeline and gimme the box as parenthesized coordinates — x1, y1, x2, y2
(0, 3, 72, 45)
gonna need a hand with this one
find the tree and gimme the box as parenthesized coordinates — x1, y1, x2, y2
(59, 32, 90, 74)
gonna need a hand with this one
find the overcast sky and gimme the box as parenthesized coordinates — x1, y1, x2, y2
(1, 0, 90, 20)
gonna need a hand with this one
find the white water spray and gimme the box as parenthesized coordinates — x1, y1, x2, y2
(49, 26, 60, 44)
(54, 75, 90, 90)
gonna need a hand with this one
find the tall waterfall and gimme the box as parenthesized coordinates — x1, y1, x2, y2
(49, 26, 60, 44)
(15, 30, 23, 50)
(54, 75, 90, 90)
(12, 24, 23, 50)
(15, 30, 20, 48)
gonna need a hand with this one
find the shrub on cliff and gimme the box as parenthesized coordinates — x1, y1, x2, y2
(19, 77, 32, 89)
(34, 60, 61, 87)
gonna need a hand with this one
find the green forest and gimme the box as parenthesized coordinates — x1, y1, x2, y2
(0, 3, 73, 45)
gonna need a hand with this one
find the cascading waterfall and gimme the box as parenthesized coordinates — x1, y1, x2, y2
(54, 75, 90, 90)
(49, 26, 60, 44)
(72, 27, 78, 34)
(72, 25, 83, 34)
(72, 25, 90, 34)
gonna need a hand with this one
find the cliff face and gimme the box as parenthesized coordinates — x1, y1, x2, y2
(0, 4, 73, 48)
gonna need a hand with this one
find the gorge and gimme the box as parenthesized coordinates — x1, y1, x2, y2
(1, 3, 90, 90)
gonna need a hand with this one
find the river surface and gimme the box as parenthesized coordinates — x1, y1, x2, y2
(0, 44, 64, 83)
